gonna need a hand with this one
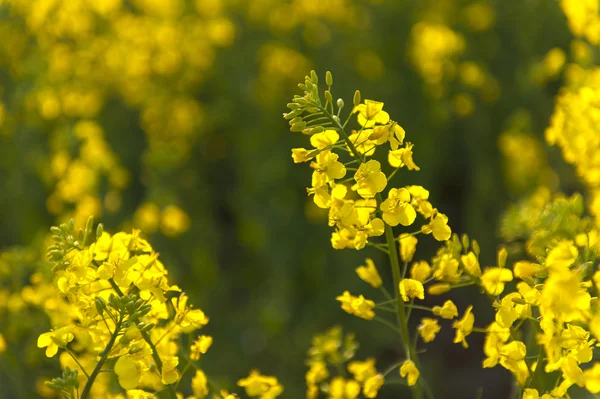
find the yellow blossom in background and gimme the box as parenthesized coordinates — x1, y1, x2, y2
(114, 356, 140, 390)
(399, 360, 419, 386)
(481, 267, 513, 296)
(0, 333, 5, 354)
(355, 258, 382, 288)
(191, 369, 209, 398)
(134, 202, 161, 233)
(161, 205, 191, 237)
(190, 335, 213, 361)
(347, 358, 377, 383)
(328, 377, 360, 399)
(363, 374, 384, 398)
(237, 370, 283, 398)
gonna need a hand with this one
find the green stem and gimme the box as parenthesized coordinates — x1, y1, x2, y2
(373, 316, 402, 334)
(65, 348, 90, 379)
(80, 320, 122, 399)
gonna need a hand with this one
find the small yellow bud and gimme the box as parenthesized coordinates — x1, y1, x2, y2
(353, 90, 361, 107)
(472, 240, 480, 256)
(326, 71, 333, 86)
(428, 283, 451, 295)
(325, 90, 333, 103)
(497, 247, 507, 268)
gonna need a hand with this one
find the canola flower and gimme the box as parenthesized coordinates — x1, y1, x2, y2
(37, 216, 282, 398)
(286, 70, 462, 398)
(286, 68, 600, 398)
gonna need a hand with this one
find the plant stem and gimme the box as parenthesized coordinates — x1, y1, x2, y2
(80, 320, 122, 399)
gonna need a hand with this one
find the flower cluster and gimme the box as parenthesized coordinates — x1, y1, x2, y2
(287, 71, 451, 252)
(304, 326, 389, 399)
(38, 216, 282, 398)
(286, 71, 462, 396)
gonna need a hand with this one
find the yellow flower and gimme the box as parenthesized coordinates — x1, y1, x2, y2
(584, 362, 600, 393)
(354, 160, 387, 198)
(347, 358, 377, 382)
(481, 267, 513, 296)
(161, 356, 180, 385)
(461, 252, 481, 277)
(37, 326, 75, 358)
(354, 99, 390, 127)
(191, 369, 209, 398)
(114, 356, 140, 390)
(237, 370, 283, 398)
(161, 205, 191, 237)
(546, 240, 578, 271)
(494, 293, 523, 328)
(513, 261, 541, 280)
(306, 361, 329, 385)
(329, 377, 360, 399)
(388, 142, 420, 170)
(423, 212, 451, 241)
(292, 148, 315, 163)
(311, 151, 347, 183)
(399, 233, 418, 262)
(399, 360, 420, 386)
(355, 258, 383, 288)
(134, 202, 161, 233)
(410, 261, 431, 282)
(399, 279, 425, 302)
(433, 300, 458, 319)
(190, 335, 213, 361)
(348, 129, 376, 156)
(0, 333, 5, 354)
(380, 188, 416, 226)
(369, 122, 405, 148)
(418, 318, 441, 343)
(336, 291, 376, 320)
(453, 306, 475, 348)
(310, 129, 340, 149)
(433, 253, 460, 282)
(363, 374, 384, 398)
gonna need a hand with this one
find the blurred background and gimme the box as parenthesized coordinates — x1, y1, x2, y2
(0, 0, 591, 397)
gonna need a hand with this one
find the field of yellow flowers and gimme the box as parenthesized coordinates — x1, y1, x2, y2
(1, 0, 600, 398)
